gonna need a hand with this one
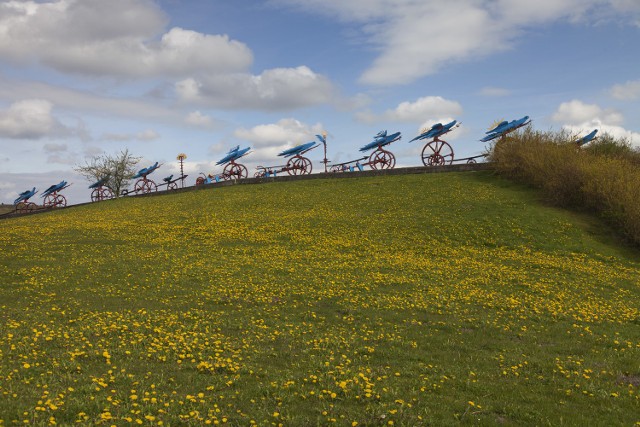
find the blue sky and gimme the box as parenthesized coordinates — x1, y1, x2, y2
(1, 0, 639, 204)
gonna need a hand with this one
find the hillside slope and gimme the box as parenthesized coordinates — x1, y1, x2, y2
(1, 171, 638, 425)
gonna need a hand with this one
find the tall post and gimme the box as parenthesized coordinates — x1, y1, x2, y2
(177, 153, 187, 188)
(322, 130, 328, 173)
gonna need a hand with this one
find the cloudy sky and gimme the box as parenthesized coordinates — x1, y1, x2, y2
(1, 0, 639, 204)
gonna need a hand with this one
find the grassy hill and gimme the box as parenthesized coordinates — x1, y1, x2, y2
(1, 171, 639, 425)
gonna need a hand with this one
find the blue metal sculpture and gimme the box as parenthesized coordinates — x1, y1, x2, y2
(575, 129, 598, 146)
(132, 162, 160, 194)
(359, 130, 401, 169)
(89, 177, 114, 202)
(216, 146, 251, 179)
(14, 187, 38, 213)
(481, 116, 531, 142)
(41, 180, 70, 208)
(196, 146, 251, 185)
(255, 141, 320, 178)
(409, 120, 459, 166)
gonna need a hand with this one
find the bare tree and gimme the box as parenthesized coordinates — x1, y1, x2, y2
(74, 149, 141, 197)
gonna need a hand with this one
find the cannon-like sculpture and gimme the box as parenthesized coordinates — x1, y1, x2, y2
(359, 130, 401, 169)
(409, 120, 459, 166)
(41, 181, 70, 208)
(132, 162, 160, 194)
(255, 141, 319, 177)
(217, 146, 251, 180)
(196, 146, 250, 185)
(89, 177, 114, 202)
(14, 188, 38, 213)
(481, 116, 531, 142)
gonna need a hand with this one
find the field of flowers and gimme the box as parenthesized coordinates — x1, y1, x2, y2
(0, 171, 639, 426)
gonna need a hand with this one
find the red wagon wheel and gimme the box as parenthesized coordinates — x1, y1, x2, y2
(15, 202, 25, 213)
(223, 163, 248, 180)
(369, 148, 396, 170)
(286, 156, 312, 175)
(54, 194, 67, 208)
(195, 176, 205, 186)
(329, 165, 341, 173)
(422, 140, 454, 166)
(44, 194, 66, 208)
(43, 194, 56, 208)
(134, 179, 157, 194)
(101, 187, 114, 199)
(16, 202, 35, 213)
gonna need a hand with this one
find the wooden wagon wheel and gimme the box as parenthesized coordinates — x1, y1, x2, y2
(223, 163, 248, 180)
(329, 165, 341, 173)
(195, 176, 205, 186)
(286, 156, 312, 175)
(467, 158, 477, 164)
(422, 140, 454, 166)
(369, 148, 396, 170)
(167, 182, 178, 191)
(91, 188, 101, 202)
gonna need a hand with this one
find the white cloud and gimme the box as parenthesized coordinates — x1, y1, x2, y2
(0, 0, 252, 78)
(553, 99, 640, 146)
(185, 111, 213, 127)
(0, 99, 65, 139)
(276, 0, 640, 85)
(357, 96, 462, 124)
(610, 80, 640, 100)
(176, 66, 335, 110)
(235, 118, 324, 147)
(552, 100, 623, 125)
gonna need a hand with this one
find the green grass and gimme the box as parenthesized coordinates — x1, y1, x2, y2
(0, 171, 639, 426)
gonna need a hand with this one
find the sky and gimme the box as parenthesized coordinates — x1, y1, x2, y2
(1, 0, 639, 205)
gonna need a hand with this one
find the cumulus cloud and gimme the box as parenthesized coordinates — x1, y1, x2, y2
(276, 0, 640, 85)
(552, 100, 622, 125)
(0, 0, 252, 77)
(234, 118, 324, 148)
(357, 96, 462, 124)
(185, 111, 214, 127)
(0, 99, 67, 139)
(0, 2, 337, 112)
(553, 99, 640, 146)
(232, 118, 325, 163)
(176, 66, 335, 110)
(610, 79, 640, 100)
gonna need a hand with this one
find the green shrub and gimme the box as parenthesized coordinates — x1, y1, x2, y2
(489, 127, 640, 246)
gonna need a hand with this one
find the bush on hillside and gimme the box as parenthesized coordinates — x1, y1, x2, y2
(489, 127, 640, 246)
